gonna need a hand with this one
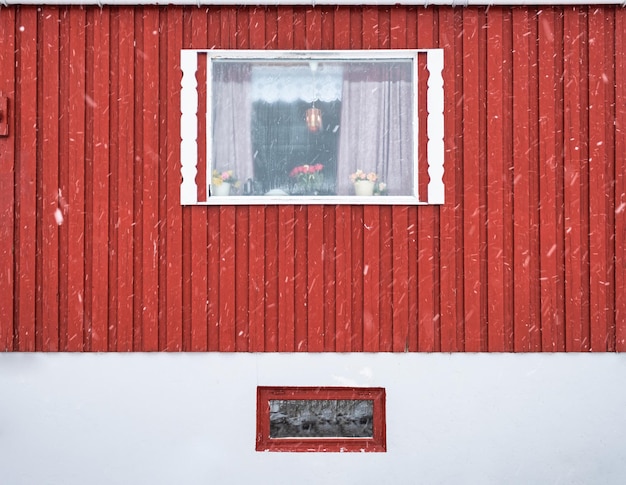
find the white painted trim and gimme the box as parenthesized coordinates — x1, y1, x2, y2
(427, 49, 445, 205)
(180, 50, 198, 205)
(181, 49, 446, 206)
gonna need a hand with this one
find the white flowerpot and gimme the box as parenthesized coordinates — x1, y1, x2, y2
(213, 182, 231, 196)
(354, 180, 375, 196)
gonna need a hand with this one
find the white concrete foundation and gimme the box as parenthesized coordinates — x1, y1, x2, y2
(1, 353, 625, 484)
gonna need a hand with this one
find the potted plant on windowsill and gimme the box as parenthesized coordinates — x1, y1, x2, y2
(289, 163, 324, 195)
(212, 169, 239, 196)
(350, 169, 381, 196)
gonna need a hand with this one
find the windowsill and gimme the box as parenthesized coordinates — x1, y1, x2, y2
(199, 195, 426, 205)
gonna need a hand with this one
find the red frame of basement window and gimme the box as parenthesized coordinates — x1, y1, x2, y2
(256, 386, 386, 452)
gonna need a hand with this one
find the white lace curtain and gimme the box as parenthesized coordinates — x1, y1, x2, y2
(211, 64, 254, 185)
(336, 63, 413, 195)
(250, 65, 343, 103)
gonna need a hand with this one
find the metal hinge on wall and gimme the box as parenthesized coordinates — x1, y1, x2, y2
(0, 92, 9, 137)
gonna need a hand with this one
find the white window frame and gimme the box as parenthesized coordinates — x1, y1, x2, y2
(180, 49, 444, 205)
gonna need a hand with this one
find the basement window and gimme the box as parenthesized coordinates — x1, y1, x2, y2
(256, 386, 386, 452)
(180, 49, 445, 205)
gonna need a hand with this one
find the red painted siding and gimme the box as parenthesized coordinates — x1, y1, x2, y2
(0, 5, 624, 352)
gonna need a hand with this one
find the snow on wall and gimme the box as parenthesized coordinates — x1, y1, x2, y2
(1, 353, 625, 484)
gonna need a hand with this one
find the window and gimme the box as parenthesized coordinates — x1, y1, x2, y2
(256, 386, 386, 452)
(181, 49, 444, 205)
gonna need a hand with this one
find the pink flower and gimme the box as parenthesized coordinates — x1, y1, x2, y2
(290, 163, 324, 178)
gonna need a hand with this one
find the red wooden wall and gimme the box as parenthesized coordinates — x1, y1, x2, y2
(0, 5, 624, 352)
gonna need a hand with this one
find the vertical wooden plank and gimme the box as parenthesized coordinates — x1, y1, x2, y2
(616, 8, 626, 352)
(304, 6, 320, 50)
(90, 7, 110, 351)
(140, 7, 160, 351)
(113, 7, 135, 351)
(165, 6, 184, 351)
(323, 209, 337, 352)
(438, 7, 461, 352)
(538, 8, 566, 351)
(132, 9, 144, 351)
(206, 228, 218, 349)
(56, 7, 67, 349)
(361, 5, 378, 50)
(563, 7, 590, 352)
(249, 202, 265, 352)
(390, 5, 406, 50)
(264, 207, 279, 352)
(83, 9, 93, 350)
(107, 8, 119, 350)
(335, 206, 352, 352)
(320, 6, 333, 50)
(66, 7, 86, 351)
(220, 5, 237, 48)
(351, 208, 364, 351)
(604, 10, 616, 352)
(462, 8, 482, 351)
(235, 205, 250, 351)
(378, 6, 390, 49)
(362, 209, 380, 352)
(501, 10, 515, 352)
(486, 7, 507, 351)
(407, 205, 419, 352)
(294, 207, 308, 352)
(14, 7, 37, 351)
(219, 209, 237, 352)
(417, 209, 437, 352)
(157, 9, 167, 350)
(391, 207, 409, 352)
(588, 7, 614, 351)
(307, 205, 325, 352)
(236, 7, 249, 50)
(380, 222, 394, 348)
(40, 7, 60, 351)
(0, 8, 16, 351)
(512, 9, 541, 351)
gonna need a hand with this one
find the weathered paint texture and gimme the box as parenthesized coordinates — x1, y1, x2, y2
(0, 5, 624, 352)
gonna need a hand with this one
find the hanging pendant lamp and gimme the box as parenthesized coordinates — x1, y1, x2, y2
(306, 105, 322, 132)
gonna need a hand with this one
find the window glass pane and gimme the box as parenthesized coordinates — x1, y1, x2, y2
(251, 99, 340, 194)
(269, 399, 374, 438)
(211, 56, 415, 198)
